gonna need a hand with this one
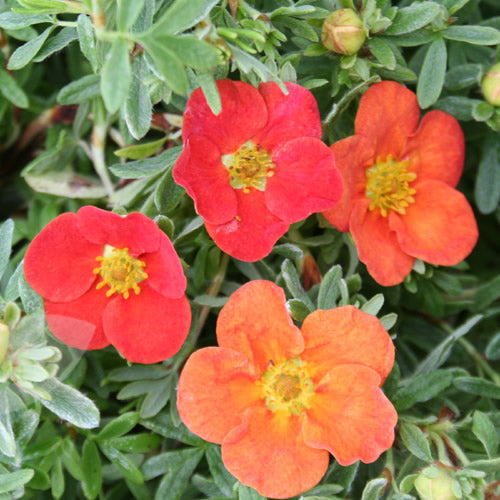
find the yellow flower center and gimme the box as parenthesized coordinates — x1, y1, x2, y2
(222, 140, 275, 193)
(93, 245, 148, 299)
(365, 154, 417, 217)
(260, 357, 314, 415)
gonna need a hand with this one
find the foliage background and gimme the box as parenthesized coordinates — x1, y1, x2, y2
(0, 0, 499, 499)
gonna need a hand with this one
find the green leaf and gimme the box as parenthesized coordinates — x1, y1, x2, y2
(109, 147, 180, 179)
(196, 70, 222, 115)
(30, 378, 100, 429)
(32, 26, 77, 62)
(475, 134, 500, 215)
(281, 259, 314, 311)
(367, 37, 396, 69)
(148, 0, 219, 35)
(81, 440, 101, 500)
(0, 469, 35, 494)
(0, 420, 16, 458)
(399, 422, 433, 462)
(125, 55, 152, 140)
(108, 433, 162, 453)
(0, 12, 51, 29)
(15, 0, 72, 14)
(453, 376, 500, 399)
(443, 25, 500, 45)
(141, 412, 204, 446)
(317, 265, 342, 310)
(61, 438, 83, 481)
(286, 298, 311, 322)
(77, 14, 98, 72)
(361, 293, 384, 316)
(98, 442, 144, 484)
(0, 219, 14, 280)
(485, 332, 500, 360)
(101, 37, 131, 113)
(472, 410, 498, 459)
(417, 37, 446, 108)
(444, 63, 482, 90)
(206, 445, 236, 497)
(57, 74, 101, 104)
(238, 482, 266, 500)
(51, 459, 65, 499)
(96, 412, 139, 441)
(472, 101, 494, 122)
(139, 377, 173, 418)
(193, 294, 228, 307)
(7, 25, 54, 69)
(18, 272, 43, 313)
(0, 69, 28, 108)
(385, 2, 442, 35)
(361, 478, 388, 500)
(114, 138, 166, 160)
(117, 0, 145, 31)
(154, 167, 186, 214)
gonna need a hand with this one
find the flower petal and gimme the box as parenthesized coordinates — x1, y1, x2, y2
(322, 135, 375, 231)
(350, 199, 415, 286)
(177, 347, 262, 444)
(76, 206, 161, 255)
(216, 281, 303, 374)
(355, 81, 420, 159)
(301, 306, 394, 384)
(389, 180, 478, 265)
(222, 406, 329, 499)
(182, 79, 268, 153)
(103, 284, 191, 364)
(265, 137, 343, 222)
(24, 212, 103, 303)
(303, 364, 397, 466)
(142, 232, 187, 299)
(205, 190, 289, 262)
(404, 110, 465, 188)
(173, 135, 237, 225)
(44, 286, 109, 350)
(254, 82, 322, 151)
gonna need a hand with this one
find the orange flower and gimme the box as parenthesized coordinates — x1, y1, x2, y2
(177, 280, 397, 498)
(323, 81, 479, 286)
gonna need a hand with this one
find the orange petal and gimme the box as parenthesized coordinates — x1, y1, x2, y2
(350, 199, 415, 286)
(216, 281, 304, 374)
(389, 180, 478, 265)
(301, 306, 394, 384)
(222, 406, 329, 499)
(355, 81, 420, 159)
(303, 364, 397, 466)
(177, 347, 263, 444)
(322, 135, 374, 232)
(404, 110, 465, 188)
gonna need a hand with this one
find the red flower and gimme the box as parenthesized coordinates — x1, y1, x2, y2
(24, 206, 191, 364)
(323, 81, 479, 286)
(173, 79, 343, 261)
(177, 280, 397, 499)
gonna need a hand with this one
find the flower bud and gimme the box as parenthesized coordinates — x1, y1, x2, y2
(481, 62, 500, 106)
(321, 9, 366, 56)
(414, 465, 460, 500)
(0, 321, 10, 364)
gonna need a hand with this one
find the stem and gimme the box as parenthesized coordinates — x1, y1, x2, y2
(443, 435, 470, 465)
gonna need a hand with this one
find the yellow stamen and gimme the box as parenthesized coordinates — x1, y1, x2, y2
(365, 154, 417, 217)
(93, 245, 148, 299)
(259, 357, 314, 415)
(222, 140, 275, 193)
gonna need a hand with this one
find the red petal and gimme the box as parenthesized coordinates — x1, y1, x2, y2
(205, 190, 289, 262)
(404, 110, 465, 188)
(24, 212, 102, 303)
(322, 135, 375, 232)
(254, 82, 322, 151)
(177, 347, 262, 444)
(173, 135, 237, 224)
(301, 306, 394, 384)
(222, 406, 329, 499)
(265, 137, 342, 222)
(142, 232, 186, 299)
(216, 281, 303, 374)
(303, 364, 397, 466)
(103, 284, 191, 364)
(350, 199, 415, 286)
(389, 180, 478, 265)
(355, 81, 420, 159)
(44, 286, 109, 350)
(76, 206, 160, 255)
(182, 79, 268, 153)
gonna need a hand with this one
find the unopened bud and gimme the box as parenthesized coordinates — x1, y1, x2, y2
(321, 9, 366, 56)
(0, 321, 10, 364)
(481, 62, 500, 107)
(414, 465, 459, 500)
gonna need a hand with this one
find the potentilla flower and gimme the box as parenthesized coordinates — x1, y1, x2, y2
(24, 206, 191, 364)
(323, 80, 478, 286)
(173, 79, 343, 262)
(177, 280, 397, 499)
